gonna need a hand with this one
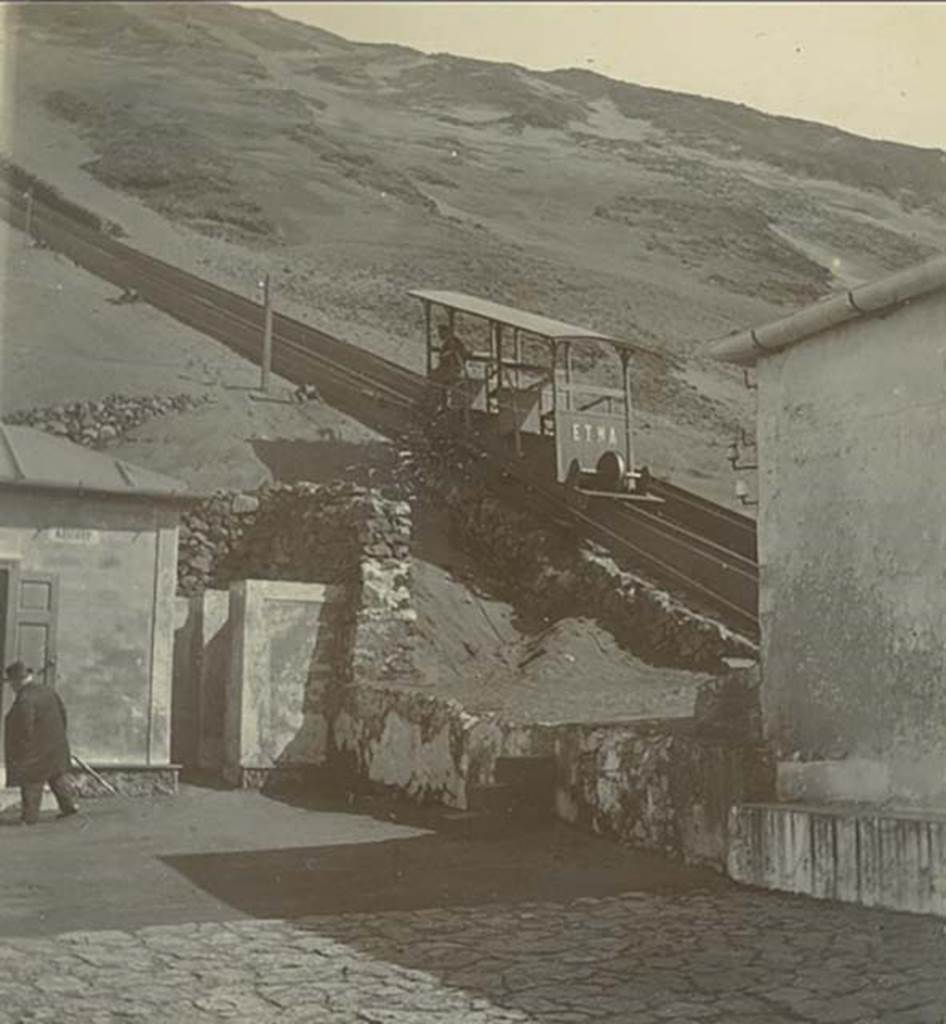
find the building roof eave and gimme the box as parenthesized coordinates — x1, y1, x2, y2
(0, 477, 206, 504)
(707, 254, 946, 365)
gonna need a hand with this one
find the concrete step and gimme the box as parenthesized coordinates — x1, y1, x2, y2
(728, 801, 946, 918)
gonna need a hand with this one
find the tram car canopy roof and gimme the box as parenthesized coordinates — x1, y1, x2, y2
(408, 290, 639, 353)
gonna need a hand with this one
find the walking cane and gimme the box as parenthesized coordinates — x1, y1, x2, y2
(71, 753, 119, 797)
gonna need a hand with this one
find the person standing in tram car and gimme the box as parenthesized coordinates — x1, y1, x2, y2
(433, 323, 469, 412)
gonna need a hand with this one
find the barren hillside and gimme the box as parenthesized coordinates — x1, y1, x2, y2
(2, 2, 944, 502)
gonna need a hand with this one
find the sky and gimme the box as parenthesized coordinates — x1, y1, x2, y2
(245, 3, 946, 151)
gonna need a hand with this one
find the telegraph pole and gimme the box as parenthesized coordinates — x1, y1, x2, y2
(259, 272, 273, 393)
(24, 188, 33, 241)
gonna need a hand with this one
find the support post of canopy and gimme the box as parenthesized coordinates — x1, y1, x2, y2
(620, 349, 634, 476)
(564, 341, 573, 411)
(550, 341, 559, 419)
(500, 324, 522, 458)
(488, 319, 500, 414)
(461, 319, 472, 434)
(424, 301, 432, 376)
(547, 339, 559, 441)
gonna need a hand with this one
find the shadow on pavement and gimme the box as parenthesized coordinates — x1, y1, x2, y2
(160, 821, 727, 921)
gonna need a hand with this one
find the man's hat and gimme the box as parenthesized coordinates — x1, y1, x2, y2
(4, 661, 29, 682)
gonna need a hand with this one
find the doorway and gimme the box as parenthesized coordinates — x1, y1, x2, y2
(0, 564, 58, 784)
(0, 562, 16, 783)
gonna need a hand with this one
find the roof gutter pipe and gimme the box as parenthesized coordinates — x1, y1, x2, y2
(708, 255, 946, 365)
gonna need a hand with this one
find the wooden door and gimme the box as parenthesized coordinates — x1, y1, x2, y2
(0, 563, 18, 783)
(13, 573, 59, 685)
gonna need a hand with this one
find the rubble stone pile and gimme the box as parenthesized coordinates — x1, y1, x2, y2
(3, 392, 209, 448)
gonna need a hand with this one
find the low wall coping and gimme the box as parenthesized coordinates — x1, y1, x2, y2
(74, 763, 183, 772)
(739, 800, 946, 823)
(238, 580, 344, 603)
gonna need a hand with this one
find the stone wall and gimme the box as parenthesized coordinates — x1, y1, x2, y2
(438, 477, 755, 673)
(329, 667, 772, 869)
(553, 715, 773, 867)
(332, 685, 478, 808)
(178, 482, 404, 596)
(67, 765, 180, 798)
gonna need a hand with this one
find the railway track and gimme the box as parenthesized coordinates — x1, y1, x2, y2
(1, 189, 760, 638)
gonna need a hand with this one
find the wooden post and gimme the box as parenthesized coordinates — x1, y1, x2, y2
(260, 273, 273, 393)
(424, 301, 432, 377)
(564, 342, 573, 411)
(24, 189, 33, 241)
(488, 319, 499, 414)
(621, 350, 634, 475)
(550, 341, 559, 420)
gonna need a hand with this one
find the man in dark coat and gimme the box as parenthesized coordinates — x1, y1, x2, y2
(4, 661, 79, 825)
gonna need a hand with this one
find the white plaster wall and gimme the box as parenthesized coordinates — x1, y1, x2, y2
(223, 580, 341, 781)
(757, 288, 946, 806)
(0, 489, 178, 767)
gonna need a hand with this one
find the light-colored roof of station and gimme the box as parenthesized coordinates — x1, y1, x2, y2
(0, 424, 200, 501)
(708, 254, 946, 366)
(409, 289, 632, 348)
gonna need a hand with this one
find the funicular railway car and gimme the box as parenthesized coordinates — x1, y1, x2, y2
(409, 289, 661, 503)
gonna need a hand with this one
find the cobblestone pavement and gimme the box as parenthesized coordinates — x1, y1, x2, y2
(1, 889, 945, 1024)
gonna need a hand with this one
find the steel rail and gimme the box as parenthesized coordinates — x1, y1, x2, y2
(1, 190, 760, 636)
(648, 479, 757, 562)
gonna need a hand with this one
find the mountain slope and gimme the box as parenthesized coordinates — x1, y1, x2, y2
(1, 1, 944, 501)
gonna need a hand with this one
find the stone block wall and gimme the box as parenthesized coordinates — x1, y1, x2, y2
(553, 719, 773, 866)
(329, 674, 772, 869)
(178, 482, 384, 596)
(332, 686, 478, 808)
